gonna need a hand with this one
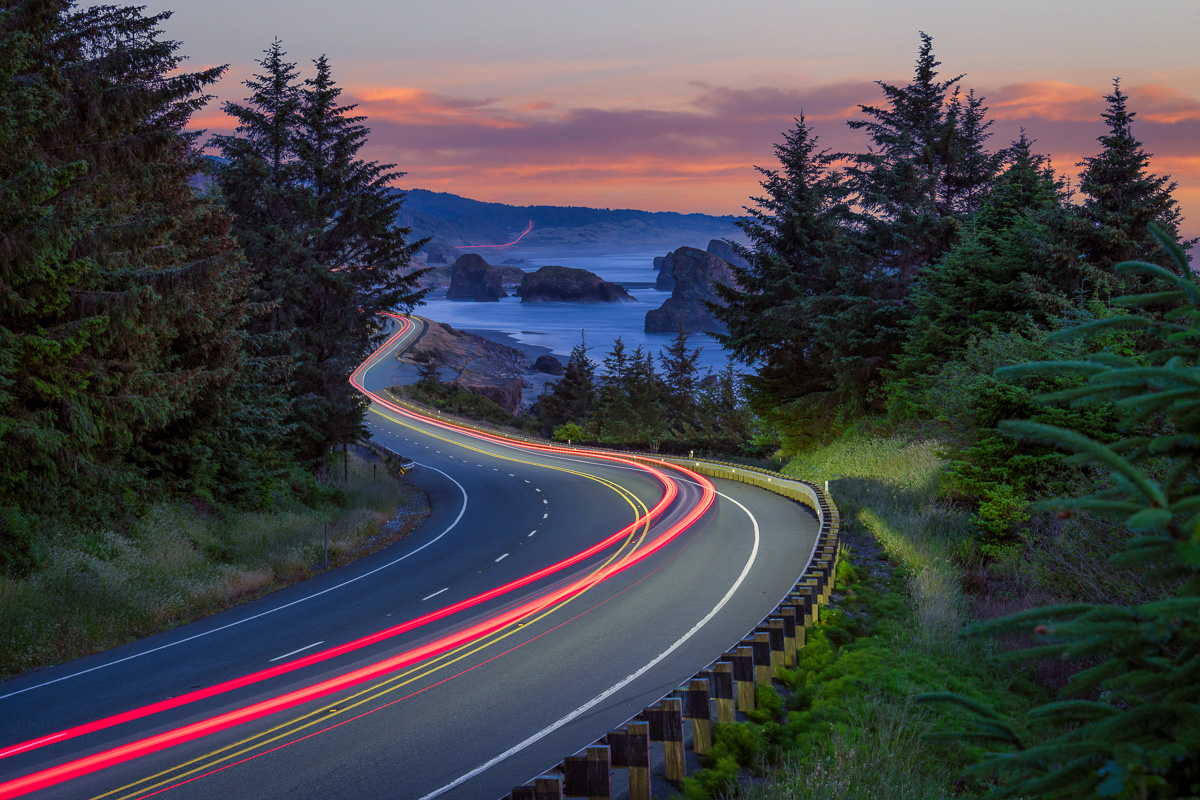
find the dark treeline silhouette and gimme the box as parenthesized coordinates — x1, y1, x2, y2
(0, 2, 426, 571)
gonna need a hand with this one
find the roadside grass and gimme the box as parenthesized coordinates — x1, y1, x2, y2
(0, 453, 428, 678)
(682, 430, 1050, 799)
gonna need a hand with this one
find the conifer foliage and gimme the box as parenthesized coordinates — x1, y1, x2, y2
(212, 42, 427, 468)
(921, 227, 1200, 798)
(0, 0, 252, 559)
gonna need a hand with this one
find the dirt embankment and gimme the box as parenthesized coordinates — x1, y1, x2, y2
(403, 319, 531, 413)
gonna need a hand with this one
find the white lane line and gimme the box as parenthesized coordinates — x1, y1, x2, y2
(2, 460, 471, 700)
(535, 488, 542, 493)
(269, 641, 324, 662)
(422, 588, 449, 601)
(527, 531, 536, 537)
(542, 513, 548, 519)
(417, 489, 762, 800)
(524, 480, 530, 484)
(542, 499, 548, 504)
(495, 553, 509, 563)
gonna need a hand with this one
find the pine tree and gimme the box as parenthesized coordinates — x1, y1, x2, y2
(712, 114, 857, 445)
(1075, 79, 1193, 274)
(892, 132, 1067, 395)
(533, 332, 595, 433)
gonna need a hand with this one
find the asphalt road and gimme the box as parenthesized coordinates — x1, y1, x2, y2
(0, 316, 820, 800)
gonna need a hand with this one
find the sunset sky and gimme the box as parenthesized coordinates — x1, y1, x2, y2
(129, 0, 1200, 242)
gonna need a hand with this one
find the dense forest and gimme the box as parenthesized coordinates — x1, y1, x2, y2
(0, 2, 427, 573)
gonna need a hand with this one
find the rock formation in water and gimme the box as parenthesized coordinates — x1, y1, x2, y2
(655, 251, 676, 292)
(517, 265, 636, 304)
(644, 246, 737, 334)
(446, 253, 509, 301)
(705, 238, 750, 271)
(531, 354, 564, 375)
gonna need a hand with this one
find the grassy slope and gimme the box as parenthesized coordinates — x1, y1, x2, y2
(0, 452, 427, 678)
(686, 430, 1050, 799)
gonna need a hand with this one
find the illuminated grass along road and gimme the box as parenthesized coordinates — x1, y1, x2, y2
(0, 314, 819, 800)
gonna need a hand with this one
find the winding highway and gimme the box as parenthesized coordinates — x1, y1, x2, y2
(0, 315, 820, 800)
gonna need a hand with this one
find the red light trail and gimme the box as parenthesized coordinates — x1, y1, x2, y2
(0, 312, 714, 799)
(453, 220, 532, 248)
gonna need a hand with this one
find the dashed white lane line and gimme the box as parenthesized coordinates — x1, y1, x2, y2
(422, 588, 449, 601)
(523, 479, 530, 484)
(495, 553, 509, 563)
(535, 488, 542, 493)
(542, 513, 548, 519)
(527, 531, 536, 537)
(269, 641, 324, 662)
(542, 499, 548, 504)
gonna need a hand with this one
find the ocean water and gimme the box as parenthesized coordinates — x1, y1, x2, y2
(417, 248, 738, 376)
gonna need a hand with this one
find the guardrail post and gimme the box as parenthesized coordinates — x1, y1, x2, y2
(767, 617, 786, 677)
(712, 661, 736, 723)
(512, 775, 565, 800)
(660, 697, 685, 782)
(733, 645, 755, 711)
(752, 631, 772, 686)
(779, 606, 798, 666)
(609, 722, 650, 800)
(684, 678, 713, 755)
(563, 745, 611, 799)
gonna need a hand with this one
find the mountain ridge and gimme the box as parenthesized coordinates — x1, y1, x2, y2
(392, 188, 745, 260)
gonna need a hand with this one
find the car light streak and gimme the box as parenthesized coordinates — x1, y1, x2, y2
(0, 472, 712, 799)
(99, 485, 665, 800)
(453, 220, 532, 248)
(0, 312, 716, 799)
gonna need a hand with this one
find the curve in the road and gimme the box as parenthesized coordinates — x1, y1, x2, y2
(0, 313, 816, 800)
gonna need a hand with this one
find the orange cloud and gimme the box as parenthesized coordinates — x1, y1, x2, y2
(990, 81, 1102, 122)
(352, 87, 529, 130)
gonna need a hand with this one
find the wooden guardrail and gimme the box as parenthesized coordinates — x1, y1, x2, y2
(494, 459, 839, 799)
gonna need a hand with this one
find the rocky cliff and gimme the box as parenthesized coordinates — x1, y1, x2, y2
(518, 265, 636, 304)
(644, 246, 737, 334)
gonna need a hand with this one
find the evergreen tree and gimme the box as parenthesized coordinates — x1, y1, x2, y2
(842, 31, 976, 292)
(1074, 79, 1193, 274)
(213, 44, 427, 468)
(532, 332, 595, 433)
(625, 345, 667, 447)
(0, 0, 254, 540)
(595, 337, 635, 443)
(658, 325, 701, 432)
(892, 132, 1067, 396)
(712, 114, 857, 446)
(921, 227, 1200, 798)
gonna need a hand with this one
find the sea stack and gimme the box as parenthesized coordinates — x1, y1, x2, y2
(517, 265, 637, 303)
(644, 246, 737, 334)
(446, 253, 508, 302)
